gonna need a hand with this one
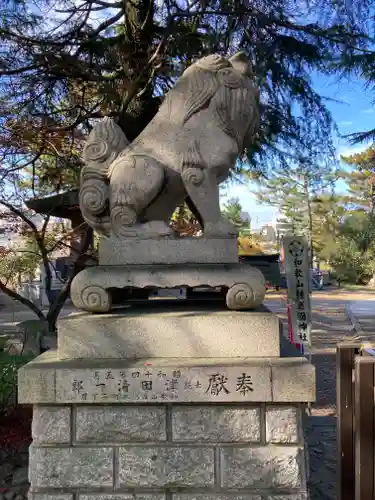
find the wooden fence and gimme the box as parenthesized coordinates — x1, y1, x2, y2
(337, 343, 375, 499)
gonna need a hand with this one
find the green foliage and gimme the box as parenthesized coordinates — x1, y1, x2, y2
(18, 158, 81, 196)
(221, 197, 250, 235)
(0, 336, 9, 351)
(0, 351, 34, 414)
(1, 0, 375, 316)
(254, 157, 339, 264)
(0, 229, 66, 287)
(311, 209, 375, 283)
(326, 240, 375, 284)
(309, 193, 347, 257)
(0, 252, 35, 287)
(341, 146, 375, 212)
(329, 241, 373, 283)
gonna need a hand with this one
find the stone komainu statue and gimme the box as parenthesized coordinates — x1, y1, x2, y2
(80, 52, 260, 238)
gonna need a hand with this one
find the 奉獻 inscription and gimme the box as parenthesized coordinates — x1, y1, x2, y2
(56, 365, 267, 403)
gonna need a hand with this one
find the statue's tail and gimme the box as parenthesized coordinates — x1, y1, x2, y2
(80, 118, 129, 236)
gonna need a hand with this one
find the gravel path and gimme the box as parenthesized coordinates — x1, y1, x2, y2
(306, 308, 350, 500)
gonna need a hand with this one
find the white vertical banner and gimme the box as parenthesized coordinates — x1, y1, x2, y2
(282, 236, 312, 346)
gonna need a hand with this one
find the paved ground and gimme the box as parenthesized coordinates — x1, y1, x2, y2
(0, 293, 76, 337)
(266, 289, 375, 500)
(346, 298, 375, 341)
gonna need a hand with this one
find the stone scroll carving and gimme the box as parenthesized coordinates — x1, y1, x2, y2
(70, 264, 266, 313)
(80, 118, 129, 235)
(79, 51, 260, 239)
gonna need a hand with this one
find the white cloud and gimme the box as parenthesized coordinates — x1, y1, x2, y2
(338, 121, 352, 126)
(221, 183, 279, 227)
(363, 108, 375, 114)
(337, 145, 367, 158)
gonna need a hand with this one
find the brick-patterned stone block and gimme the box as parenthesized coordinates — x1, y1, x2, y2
(266, 407, 300, 444)
(29, 496, 73, 500)
(266, 495, 308, 500)
(80, 496, 165, 500)
(76, 406, 166, 442)
(32, 407, 71, 444)
(118, 446, 214, 487)
(29, 445, 113, 488)
(173, 496, 262, 500)
(220, 446, 303, 488)
(172, 406, 261, 442)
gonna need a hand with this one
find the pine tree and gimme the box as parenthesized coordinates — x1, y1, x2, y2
(254, 156, 339, 266)
(341, 146, 375, 213)
(333, 145, 375, 283)
(221, 197, 250, 235)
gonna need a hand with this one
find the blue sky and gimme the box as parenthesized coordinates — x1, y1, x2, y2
(224, 72, 375, 229)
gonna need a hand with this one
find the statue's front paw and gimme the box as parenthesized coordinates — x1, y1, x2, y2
(204, 218, 238, 238)
(142, 220, 176, 238)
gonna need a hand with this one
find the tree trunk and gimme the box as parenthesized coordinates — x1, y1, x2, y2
(369, 273, 375, 288)
(304, 176, 314, 269)
(116, 0, 203, 225)
(117, 0, 160, 141)
(46, 227, 93, 333)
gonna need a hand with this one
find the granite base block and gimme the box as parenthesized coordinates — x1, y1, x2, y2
(21, 349, 314, 499)
(27, 399, 310, 498)
(57, 308, 281, 360)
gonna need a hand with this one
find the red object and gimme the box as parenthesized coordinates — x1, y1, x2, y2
(0, 406, 32, 453)
(287, 303, 293, 342)
(287, 303, 301, 350)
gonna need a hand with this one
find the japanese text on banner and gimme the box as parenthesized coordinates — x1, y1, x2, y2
(282, 236, 312, 346)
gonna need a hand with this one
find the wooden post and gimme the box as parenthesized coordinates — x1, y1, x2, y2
(337, 343, 359, 500)
(69, 213, 93, 260)
(354, 354, 375, 499)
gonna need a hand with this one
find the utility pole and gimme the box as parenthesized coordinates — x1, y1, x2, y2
(303, 175, 314, 269)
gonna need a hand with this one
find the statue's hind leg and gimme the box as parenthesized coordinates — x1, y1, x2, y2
(109, 154, 174, 237)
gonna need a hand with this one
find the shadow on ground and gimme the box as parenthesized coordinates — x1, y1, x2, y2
(306, 352, 337, 500)
(306, 414, 337, 500)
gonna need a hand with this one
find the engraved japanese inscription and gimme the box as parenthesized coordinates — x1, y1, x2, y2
(55, 365, 271, 403)
(283, 235, 312, 345)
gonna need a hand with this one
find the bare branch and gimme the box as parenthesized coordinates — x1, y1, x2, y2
(0, 200, 39, 235)
(0, 280, 46, 320)
(46, 222, 86, 253)
(46, 227, 93, 328)
(0, 151, 43, 184)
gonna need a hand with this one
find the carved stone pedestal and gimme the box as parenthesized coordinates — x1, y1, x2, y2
(70, 262, 267, 313)
(19, 305, 315, 500)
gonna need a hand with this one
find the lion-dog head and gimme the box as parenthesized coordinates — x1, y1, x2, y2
(165, 52, 260, 154)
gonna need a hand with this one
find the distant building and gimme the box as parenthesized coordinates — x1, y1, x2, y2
(0, 209, 67, 250)
(250, 222, 279, 254)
